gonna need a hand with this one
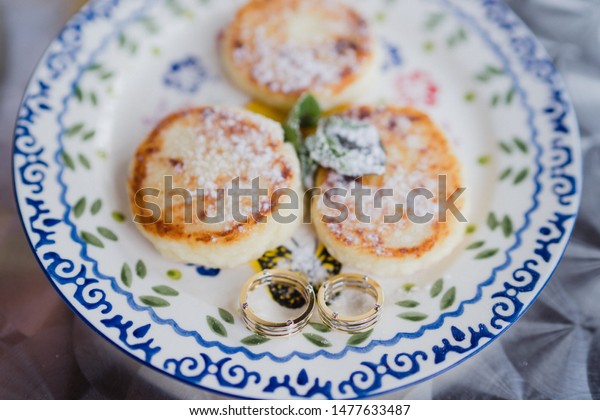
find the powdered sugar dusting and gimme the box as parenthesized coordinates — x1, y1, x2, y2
(192, 109, 284, 186)
(158, 107, 294, 227)
(230, 0, 372, 94)
(272, 237, 331, 285)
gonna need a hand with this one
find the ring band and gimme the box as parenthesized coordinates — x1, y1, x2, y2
(240, 269, 315, 337)
(317, 274, 383, 333)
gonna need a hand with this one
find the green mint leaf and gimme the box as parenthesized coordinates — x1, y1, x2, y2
(283, 123, 301, 154)
(299, 148, 318, 189)
(283, 94, 324, 188)
(289, 93, 321, 129)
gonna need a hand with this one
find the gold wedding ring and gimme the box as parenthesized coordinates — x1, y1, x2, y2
(317, 274, 384, 333)
(239, 269, 315, 337)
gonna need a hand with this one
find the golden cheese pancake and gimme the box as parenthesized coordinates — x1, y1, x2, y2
(221, 0, 380, 110)
(129, 106, 302, 268)
(312, 106, 468, 277)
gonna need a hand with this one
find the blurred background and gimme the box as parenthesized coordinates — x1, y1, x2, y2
(1, 0, 599, 399)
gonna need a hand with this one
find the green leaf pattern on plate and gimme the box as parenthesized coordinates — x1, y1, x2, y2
(121, 263, 132, 288)
(97, 227, 117, 241)
(66, 123, 85, 137)
(112, 211, 126, 223)
(475, 248, 499, 259)
(140, 296, 170, 308)
(207, 316, 227, 337)
(218, 308, 235, 324)
(303, 333, 332, 348)
(502, 216, 514, 238)
(475, 64, 504, 82)
(477, 155, 491, 165)
(396, 300, 420, 308)
(81, 231, 103, 248)
(430, 279, 444, 298)
(73, 197, 86, 218)
(90, 199, 102, 215)
(241, 335, 270, 346)
(447, 27, 467, 47)
(514, 168, 529, 185)
(136, 260, 147, 279)
(309, 323, 332, 333)
(82, 130, 96, 141)
(487, 212, 499, 230)
(347, 329, 373, 346)
(466, 240, 484, 250)
(398, 312, 428, 322)
(78, 154, 91, 170)
(425, 12, 445, 31)
(440, 287, 456, 310)
(61, 151, 76, 171)
(499, 167, 513, 181)
(152, 285, 180, 297)
(402, 283, 416, 292)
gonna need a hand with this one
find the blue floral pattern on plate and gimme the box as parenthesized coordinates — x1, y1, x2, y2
(164, 56, 208, 94)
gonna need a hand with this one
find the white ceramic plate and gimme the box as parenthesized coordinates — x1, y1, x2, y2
(13, 0, 581, 399)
